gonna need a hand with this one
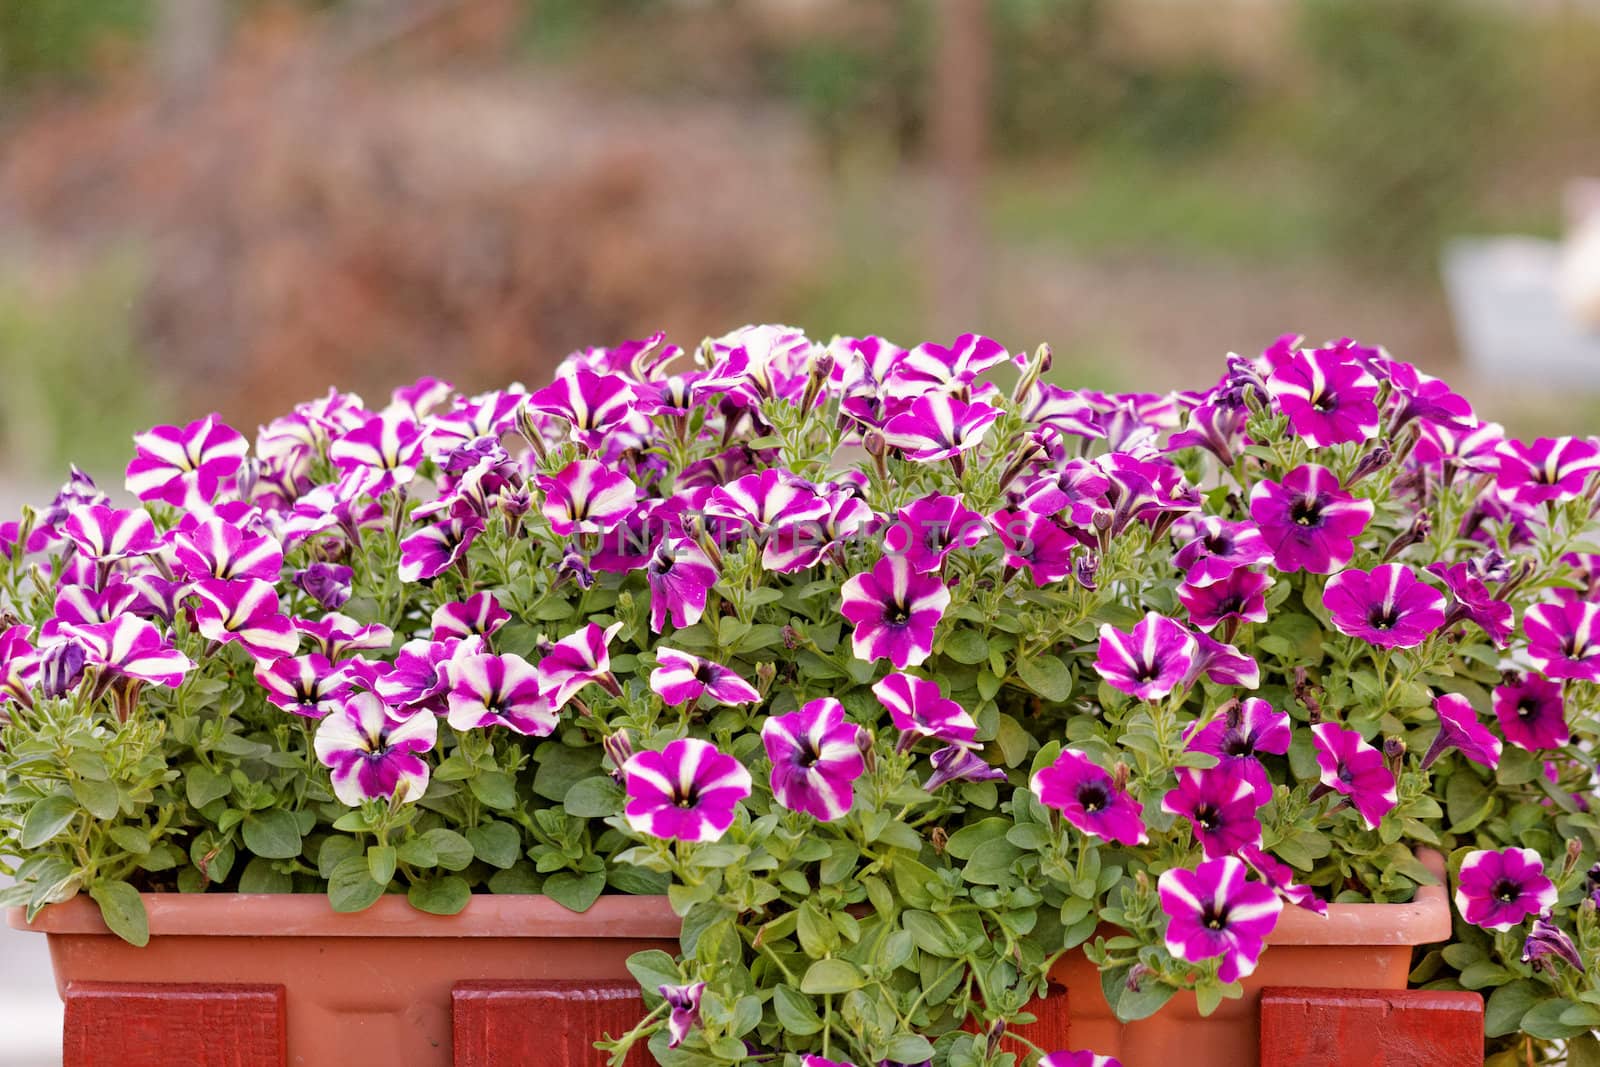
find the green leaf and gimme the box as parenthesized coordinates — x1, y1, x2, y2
(799, 958, 864, 994)
(1105, 964, 1177, 1022)
(543, 871, 605, 913)
(943, 630, 990, 665)
(90, 882, 148, 947)
(1485, 979, 1542, 1037)
(1568, 1033, 1600, 1067)
(242, 810, 303, 860)
(367, 845, 398, 886)
(964, 838, 1024, 886)
(421, 828, 475, 871)
(185, 765, 232, 808)
(468, 771, 518, 811)
(21, 795, 78, 848)
(1521, 998, 1590, 1040)
(771, 984, 821, 1035)
(71, 777, 120, 820)
(885, 1035, 935, 1063)
(562, 776, 624, 818)
(531, 742, 603, 802)
(107, 826, 150, 855)
(626, 949, 681, 997)
(407, 876, 471, 916)
(237, 857, 293, 893)
(1016, 654, 1073, 702)
(396, 836, 438, 868)
(318, 835, 362, 878)
(328, 856, 385, 913)
(467, 821, 522, 870)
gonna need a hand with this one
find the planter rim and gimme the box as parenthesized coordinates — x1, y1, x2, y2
(1265, 848, 1450, 946)
(6, 892, 682, 939)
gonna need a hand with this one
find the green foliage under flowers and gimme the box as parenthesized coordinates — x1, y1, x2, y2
(0, 330, 1599, 1065)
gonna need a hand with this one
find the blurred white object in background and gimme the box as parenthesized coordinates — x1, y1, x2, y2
(1555, 177, 1600, 330)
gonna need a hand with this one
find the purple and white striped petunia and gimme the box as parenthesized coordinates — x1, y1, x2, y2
(295, 613, 394, 660)
(1322, 564, 1446, 650)
(649, 647, 761, 707)
(1427, 561, 1514, 648)
(192, 579, 301, 659)
(537, 460, 639, 536)
(1266, 345, 1381, 448)
(1177, 567, 1272, 632)
(1161, 766, 1264, 859)
(659, 981, 705, 1049)
(1492, 673, 1570, 751)
(761, 698, 867, 822)
(645, 536, 719, 633)
(1188, 632, 1261, 689)
(923, 744, 1008, 791)
(445, 652, 557, 735)
(294, 563, 353, 611)
(1094, 612, 1197, 702)
(373, 636, 483, 712)
(1158, 855, 1283, 982)
(991, 509, 1078, 587)
(1040, 1052, 1122, 1067)
(1248, 464, 1373, 574)
(881, 393, 1001, 462)
(64, 616, 193, 688)
(169, 517, 284, 582)
(1494, 436, 1600, 505)
(254, 654, 355, 718)
(1182, 697, 1290, 804)
(882, 495, 989, 574)
(1421, 693, 1502, 769)
(888, 333, 1010, 394)
(1310, 722, 1397, 829)
(1522, 917, 1585, 974)
(62, 506, 161, 563)
(397, 506, 487, 583)
(621, 738, 752, 843)
(1523, 597, 1600, 682)
(527, 369, 640, 450)
(839, 554, 951, 669)
(536, 621, 624, 708)
(430, 592, 510, 641)
(1030, 748, 1148, 846)
(313, 692, 437, 806)
(872, 672, 978, 752)
(1454, 847, 1557, 932)
(125, 413, 249, 506)
(1170, 516, 1274, 587)
(1018, 458, 1110, 525)
(705, 469, 830, 533)
(328, 411, 425, 494)
(1240, 845, 1328, 917)
(0, 625, 40, 706)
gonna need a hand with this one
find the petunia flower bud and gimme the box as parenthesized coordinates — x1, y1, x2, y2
(1345, 445, 1392, 487)
(1073, 552, 1099, 591)
(1382, 736, 1406, 774)
(38, 641, 87, 699)
(295, 563, 353, 611)
(558, 549, 594, 590)
(754, 661, 776, 697)
(1011, 343, 1052, 406)
(1380, 511, 1431, 563)
(514, 401, 548, 462)
(602, 731, 633, 784)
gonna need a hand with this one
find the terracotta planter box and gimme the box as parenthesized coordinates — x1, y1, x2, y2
(8, 893, 681, 1067)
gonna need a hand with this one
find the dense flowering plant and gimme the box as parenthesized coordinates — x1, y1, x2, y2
(3, 325, 1600, 1065)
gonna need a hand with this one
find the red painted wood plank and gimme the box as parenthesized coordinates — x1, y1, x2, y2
(452, 980, 653, 1066)
(1260, 986, 1483, 1067)
(63, 981, 285, 1067)
(962, 982, 1070, 1059)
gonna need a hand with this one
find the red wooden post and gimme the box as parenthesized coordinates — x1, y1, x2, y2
(1260, 986, 1483, 1067)
(63, 981, 285, 1067)
(452, 979, 653, 1067)
(962, 982, 1071, 1059)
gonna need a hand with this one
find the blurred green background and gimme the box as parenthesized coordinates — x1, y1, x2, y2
(0, 0, 1596, 481)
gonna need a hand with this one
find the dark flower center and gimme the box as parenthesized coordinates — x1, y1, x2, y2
(673, 783, 701, 809)
(1367, 607, 1400, 631)
(1491, 878, 1520, 904)
(694, 662, 718, 684)
(1193, 802, 1221, 830)
(1222, 732, 1254, 757)
(885, 602, 911, 625)
(1077, 783, 1110, 813)
(1311, 394, 1335, 414)
(796, 740, 822, 769)
(1518, 698, 1540, 720)
(1201, 901, 1231, 931)
(1289, 497, 1323, 527)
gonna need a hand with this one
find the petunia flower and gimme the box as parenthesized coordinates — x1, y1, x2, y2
(64, 616, 193, 689)
(762, 698, 867, 821)
(1187, 632, 1261, 689)
(1493, 436, 1600, 505)
(1158, 855, 1283, 982)
(313, 693, 437, 806)
(888, 333, 1010, 395)
(645, 536, 719, 633)
(650, 647, 761, 707)
(295, 613, 393, 660)
(1170, 516, 1273, 587)
(1182, 697, 1290, 804)
(923, 745, 1008, 791)
(536, 460, 639, 536)
(445, 652, 557, 736)
(536, 621, 624, 708)
(872, 672, 977, 752)
(1266, 346, 1381, 448)
(125, 413, 249, 506)
(882, 495, 989, 574)
(526, 369, 639, 451)
(254, 654, 355, 718)
(1310, 722, 1396, 829)
(327, 411, 425, 496)
(882, 393, 1001, 462)
(1421, 693, 1502, 769)
(0, 625, 40, 707)
(397, 506, 486, 583)
(704, 469, 830, 534)
(1017, 459, 1110, 525)
(1523, 597, 1600, 682)
(991, 509, 1078, 587)
(373, 636, 483, 712)
(1161, 766, 1264, 859)
(1249, 464, 1373, 574)
(1454, 847, 1556, 932)
(1522, 916, 1585, 974)
(1040, 1052, 1122, 1067)
(169, 517, 284, 582)
(61, 506, 161, 564)
(1030, 748, 1148, 846)
(762, 488, 876, 573)
(1426, 561, 1514, 648)
(1177, 567, 1272, 632)
(1492, 674, 1569, 751)
(621, 738, 752, 843)
(191, 579, 300, 660)
(1094, 612, 1197, 702)
(430, 592, 510, 641)
(1322, 564, 1446, 650)
(295, 563, 353, 611)
(839, 554, 951, 669)
(424, 391, 525, 457)
(658, 981, 705, 1049)
(1240, 845, 1328, 917)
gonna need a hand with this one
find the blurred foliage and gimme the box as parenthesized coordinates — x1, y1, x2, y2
(0, 254, 161, 482)
(0, 1, 148, 89)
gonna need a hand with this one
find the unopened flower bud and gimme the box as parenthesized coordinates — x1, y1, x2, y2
(862, 428, 887, 457)
(1381, 511, 1430, 563)
(558, 550, 594, 590)
(985, 1020, 1007, 1056)
(514, 402, 548, 462)
(1382, 736, 1406, 772)
(930, 826, 948, 853)
(39, 641, 86, 699)
(1126, 962, 1152, 992)
(1011, 343, 1052, 405)
(781, 625, 800, 650)
(1345, 445, 1392, 487)
(1113, 762, 1130, 793)
(295, 563, 353, 611)
(499, 486, 532, 518)
(236, 457, 261, 503)
(755, 661, 776, 697)
(1073, 553, 1099, 591)
(1564, 838, 1584, 877)
(603, 731, 633, 784)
